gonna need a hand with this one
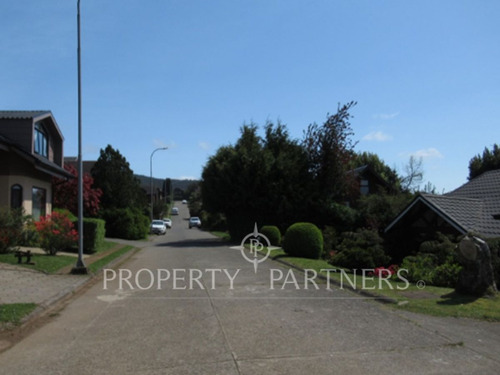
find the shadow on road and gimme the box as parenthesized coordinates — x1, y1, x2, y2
(155, 238, 228, 248)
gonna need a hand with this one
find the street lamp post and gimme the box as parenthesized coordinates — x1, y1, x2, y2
(72, 0, 87, 274)
(150, 147, 168, 221)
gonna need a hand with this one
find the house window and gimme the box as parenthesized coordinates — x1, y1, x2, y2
(34, 122, 48, 158)
(11, 184, 23, 209)
(32, 187, 46, 220)
(360, 179, 369, 195)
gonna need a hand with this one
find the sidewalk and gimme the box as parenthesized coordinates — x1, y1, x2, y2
(0, 262, 90, 306)
(0, 239, 142, 308)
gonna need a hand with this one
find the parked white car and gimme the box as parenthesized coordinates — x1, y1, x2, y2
(163, 218, 172, 228)
(150, 220, 167, 235)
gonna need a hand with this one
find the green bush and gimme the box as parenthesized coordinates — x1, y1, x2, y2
(433, 258, 462, 288)
(260, 225, 281, 246)
(101, 208, 149, 240)
(71, 218, 106, 253)
(0, 208, 23, 253)
(283, 222, 323, 259)
(20, 215, 39, 247)
(398, 233, 464, 288)
(485, 237, 500, 289)
(331, 229, 389, 269)
(418, 233, 456, 264)
(322, 226, 339, 260)
(400, 254, 436, 284)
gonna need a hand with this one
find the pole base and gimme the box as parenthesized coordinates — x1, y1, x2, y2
(70, 265, 89, 275)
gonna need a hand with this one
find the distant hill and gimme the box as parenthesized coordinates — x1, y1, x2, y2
(134, 174, 199, 193)
(171, 179, 199, 192)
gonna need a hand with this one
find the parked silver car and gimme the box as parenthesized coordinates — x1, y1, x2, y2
(188, 217, 201, 229)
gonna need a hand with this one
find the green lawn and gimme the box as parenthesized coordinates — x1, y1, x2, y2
(0, 241, 131, 274)
(0, 252, 76, 274)
(0, 303, 37, 327)
(267, 249, 500, 321)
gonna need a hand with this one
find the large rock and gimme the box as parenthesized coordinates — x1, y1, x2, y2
(456, 236, 497, 296)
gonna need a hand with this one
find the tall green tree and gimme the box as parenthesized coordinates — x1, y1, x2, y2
(202, 123, 312, 240)
(91, 145, 146, 210)
(302, 102, 358, 225)
(303, 101, 358, 202)
(469, 144, 500, 179)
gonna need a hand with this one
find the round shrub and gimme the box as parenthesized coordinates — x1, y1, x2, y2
(260, 225, 281, 246)
(283, 222, 323, 259)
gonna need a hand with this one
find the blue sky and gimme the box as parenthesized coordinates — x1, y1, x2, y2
(1, 0, 499, 192)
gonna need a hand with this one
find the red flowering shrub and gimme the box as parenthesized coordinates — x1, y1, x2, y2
(35, 212, 78, 255)
(372, 264, 399, 278)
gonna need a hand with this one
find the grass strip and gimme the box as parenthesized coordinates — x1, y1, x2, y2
(88, 245, 135, 274)
(0, 303, 37, 327)
(268, 249, 500, 321)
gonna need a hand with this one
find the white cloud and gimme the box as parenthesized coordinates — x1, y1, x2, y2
(362, 131, 393, 142)
(411, 148, 444, 160)
(372, 112, 399, 120)
(198, 141, 210, 151)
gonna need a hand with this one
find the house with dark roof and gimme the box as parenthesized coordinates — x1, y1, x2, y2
(385, 169, 500, 252)
(0, 111, 72, 219)
(349, 164, 392, 197)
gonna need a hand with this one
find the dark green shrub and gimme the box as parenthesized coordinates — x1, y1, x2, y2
(260, 225, 281, 246)
(322, 226, 339, 260)
(199, 211, 227, 232)
(333, 246, 390, 270)
(400, 254, 436, 284)
(418, 233, 456, 264)
(0, 208, 23, 253)
(283, 222, 323, 259)
(101, 208, 149, 240)
(331, 229, 389, 269)
(399, 233, 462, 287)
(433, 258, 462, 288)
(485, 237, 500, 288)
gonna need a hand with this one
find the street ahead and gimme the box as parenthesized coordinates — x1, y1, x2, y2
(1, 203, 499, 374)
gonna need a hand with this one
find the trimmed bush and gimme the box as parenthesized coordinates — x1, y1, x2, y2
(71, 218, 106, 253)
(283, 222, 323, 259)
(101, 208, 149, 240)
(260, 225, 281, 246)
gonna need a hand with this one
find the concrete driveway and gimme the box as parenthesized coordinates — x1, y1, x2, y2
(0, 203, 499, 374)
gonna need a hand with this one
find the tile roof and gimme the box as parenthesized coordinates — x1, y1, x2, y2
(386, 169, 500, 238)
(0, 110, 51, 120)
(445, 169, 500, 237)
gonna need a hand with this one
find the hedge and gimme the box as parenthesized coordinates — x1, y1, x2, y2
(71, 218, 106, 254)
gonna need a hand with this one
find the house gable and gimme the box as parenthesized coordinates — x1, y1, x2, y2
(0, 111, 71, 219)
(385, 169, 500, 239)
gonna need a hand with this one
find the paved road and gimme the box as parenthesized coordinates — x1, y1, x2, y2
(1, 203, 499, 374)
